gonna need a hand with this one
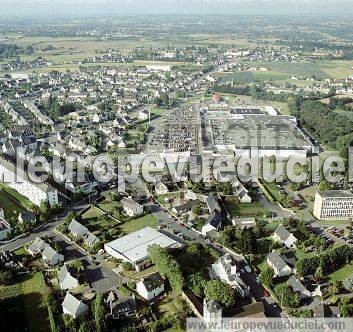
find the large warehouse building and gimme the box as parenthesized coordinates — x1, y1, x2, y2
(104, 227, 180, 271)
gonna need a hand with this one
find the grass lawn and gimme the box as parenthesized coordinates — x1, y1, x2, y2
(293, 248, 317, 261)
(317, 220, 352, 228)
(0, 191, 26, 220)
(334, 110, 353, 121)
(151, 108, 166, 116)
(224, 197, 267, 217)
(119, 213, 158, 234)
(261, 181, 283, 202)
(0, 182, 33, 212)
(328, 262, 353, 282)
(97, 198, 120, 214)
(152, 292, 187, 320)
(0, 273, 50, 331)
(156, 192, 181, 206)
(81, 206, 106, 220)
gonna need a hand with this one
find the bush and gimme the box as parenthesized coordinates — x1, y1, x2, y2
(121, 262, 133, 271)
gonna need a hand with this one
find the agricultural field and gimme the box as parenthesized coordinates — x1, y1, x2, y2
(247, 60, 353, 80)
(0, 273, 51, 332)
(220, 71, 254, 84)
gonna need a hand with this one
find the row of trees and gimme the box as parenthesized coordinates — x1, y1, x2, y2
(296, 244, 353, 277)
(147, 245, 184, 292)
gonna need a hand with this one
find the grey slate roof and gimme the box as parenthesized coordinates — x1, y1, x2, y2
(207, 212, 222, 229)
(141, 272, 164, 292)
(62, 293, 88, 317)
(121, 197, 141, 210)
(206, 194, 221, 213)
(267, 251, 290, 271)
(28, 237, 46, 254)
(42, 245, 59, 261)
(68, 219, 88, 235)
(274, 225, 292, 242)
(287, 275, 309, 294)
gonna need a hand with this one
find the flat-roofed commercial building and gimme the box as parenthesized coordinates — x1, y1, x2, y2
(104, 227, 180, 271)
(313, 190, 353, 220)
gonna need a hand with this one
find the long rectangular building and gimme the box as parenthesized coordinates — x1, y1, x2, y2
(104, 227, 180, 271)
(0, 157, 58, 207)
(313, 190, 353, 220)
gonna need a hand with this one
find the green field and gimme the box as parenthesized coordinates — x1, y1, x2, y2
(248, 61, 329, 78)
(220, 71, 254, 83)
(254, 71, 289, 81)
(0, 273, 50, 331)
(119, 213, 158, 234)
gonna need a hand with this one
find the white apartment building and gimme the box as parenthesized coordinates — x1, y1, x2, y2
(0, 158, 59, 207)
(313, 190, 353, 221)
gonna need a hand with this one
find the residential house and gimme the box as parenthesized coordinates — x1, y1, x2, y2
(267, 251, 292, 278)
(203, 299, 222, 323)
(68, 219, 88, 238)
(121, 197, 144, 217)
(68, 219, 98, 247)
(139, 109, 149, 121)
(155, 182, 169, 196)
(58, 264, 79, 290)
(232, 217, 256, 229)
(209, 254, 249, 298)
(202, 212, 222, 237)
(62, 293, 88, 318)
(172, 200, 201, 216)
(287, 275, 311, 299)
(42, 245, 64, 267)
(136, 272, 165, 301)
(0, 218, 12, 240)
(273, 225, 298, 248)
(18, 211, 36, 225)
(27, 237, 47, 256)
(105, 290, 137, 319)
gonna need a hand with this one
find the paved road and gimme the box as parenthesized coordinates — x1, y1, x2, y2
(149, 199, 284, 317)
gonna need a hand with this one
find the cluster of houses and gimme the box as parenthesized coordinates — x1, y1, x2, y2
(266, 225, 322, 301)
(28, 237, 64, 266)
(67, 219, 99, 247)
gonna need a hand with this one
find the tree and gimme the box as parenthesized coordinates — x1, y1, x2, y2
(122, 262, 133, 271)
(274, 284, 301, 308)
(93, 293, 106, 332)
(235, 228, 256, 254)
(314, 266, 324, 283)
(147, 245, 184, 292)
(343, 275, 353, 292)
(188, 273, 207, 298)
(260, 267, 274, 288)
(328, 281, 341, 296)
(192, 205, 203, 216)
(0, 270, 12, 286)
(204, 280, 235, 308)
